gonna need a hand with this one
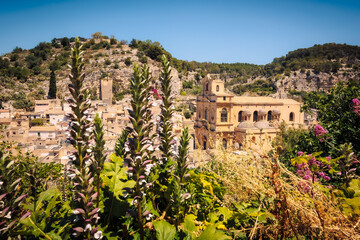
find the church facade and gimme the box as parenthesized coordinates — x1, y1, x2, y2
(194, 76, 304, 150)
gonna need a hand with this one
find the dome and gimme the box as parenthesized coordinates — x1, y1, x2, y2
(258, 109, 267, 116)
(273, 109, 280, 115)
(243, 109, 251, 116)
(237, 121, 255, 129)
(255, 120, 272, 129)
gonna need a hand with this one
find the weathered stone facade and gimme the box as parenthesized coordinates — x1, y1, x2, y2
(195, 76, 305, 151)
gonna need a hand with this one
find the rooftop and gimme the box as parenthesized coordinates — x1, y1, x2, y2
(29, 126, 57, 132)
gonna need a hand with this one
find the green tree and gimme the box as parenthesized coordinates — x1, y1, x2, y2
(48, 70, 56, 99)
(303, 80, 360, 155)
(61, 37, 70, 48)
(124, 57, 132, 66)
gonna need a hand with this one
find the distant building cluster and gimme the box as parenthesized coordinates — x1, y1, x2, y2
(0, 74, 317, 165)
(0, 81, 187, 165)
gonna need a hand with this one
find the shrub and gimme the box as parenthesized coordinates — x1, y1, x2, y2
(124, 57, 132, 66)
(104, 59, 111, 66)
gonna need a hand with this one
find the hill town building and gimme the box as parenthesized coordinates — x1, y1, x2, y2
(195, 76, 304, 151)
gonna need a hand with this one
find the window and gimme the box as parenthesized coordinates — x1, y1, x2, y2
(205, 83, 209, 91)
(204, 108, 208, 120)
(238, 111, 243, 122)
(223, 97, 226, 101)
(222, 139, 227, 149)
(267, 111, 272, 121)
(38, 132, 40, 138)
(203, 141, 207, 150)
(216, 85, 219, 92)
(289, 112, 294, 121)
(221, 108, 227, 122)
(253, 111, 258, 122)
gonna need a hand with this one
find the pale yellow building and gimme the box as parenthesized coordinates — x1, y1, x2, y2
(195, 76, 304, 151)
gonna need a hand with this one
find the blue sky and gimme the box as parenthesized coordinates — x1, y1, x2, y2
(0, 0, 359, 65)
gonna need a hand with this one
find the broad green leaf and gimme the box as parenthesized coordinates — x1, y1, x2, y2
(197, 224, 231, 240)
(183, 214, 197, 233)
(216, 207, 233, 222)
(101, 154, 135, 219)
(102, 154, 135, 199)
(153, 220, 176, 240)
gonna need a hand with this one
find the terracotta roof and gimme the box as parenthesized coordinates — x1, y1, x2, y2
(29, 126, 57, 132)
(232, 96, 301, 105)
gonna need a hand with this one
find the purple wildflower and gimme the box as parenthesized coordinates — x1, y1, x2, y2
(352, 98, 360, 116)
(314, 124, 327, 137)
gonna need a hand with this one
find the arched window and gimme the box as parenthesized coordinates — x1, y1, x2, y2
(222, 138, 227, 149)
(221, 108, 227, 122)
(203, 141, 207, 150)
(253, 111, 258, 122)
(216, 85, 219, 92)
(267, 111, 272, 121)
(198, 110, 201, 119)
(238, 111, 243, 122)
(204, 108, 208, 120)
(289, 112, 294, 122)
(205, 83, 209, 91)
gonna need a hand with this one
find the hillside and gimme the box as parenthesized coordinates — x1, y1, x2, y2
(173, 43, 360, 99)
(0, 37, 182, 111)
(1, 38, 360, 110)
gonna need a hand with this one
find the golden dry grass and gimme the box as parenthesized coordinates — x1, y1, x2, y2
(196, 144, 360, 239)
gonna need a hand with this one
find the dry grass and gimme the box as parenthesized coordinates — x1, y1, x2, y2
(197, 144, 360, 239)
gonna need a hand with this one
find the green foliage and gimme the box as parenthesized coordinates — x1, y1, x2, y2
(112, 80, 130, 101)
(303, 80, 360, 155)
(93, 114, 106, 208)
(20, 187, 70, 240)
(91, 41, 111, 50)
(0, 58, 10, 69)
(177, 127, 190, 183)
(48, 70, 57, 99)
(7, 66, 30, 81)
(152, 55, 177, 218)
(61, 37, 70, 48)
(110, 37, 117, 45)
(26, 54, 42, 69)
(115, 129, 129, 158)
(101, 154, 135, 224)
(0, 143, 63, 237)
(153, 220, 176, 240)
(13, 46, 23, 53)
(104, 59, 112, 66)
(67, 37, 98, 239)
(12, 91, 34, 111)
(232, 80, 276, 96)
(197, 224, 231, 240)
(124, 57, 132, 66)
(30, 42, 52, 61)
(129, 39, 172, 62)
(185, 170, 226, 221)
(183, 80, 193, 89)
(30, 118, 45, 127)
(258, 43, 360, 77)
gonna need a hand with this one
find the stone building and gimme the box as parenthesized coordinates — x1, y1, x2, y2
(100, 78, 113, 105)
(195, 76, 304, 151)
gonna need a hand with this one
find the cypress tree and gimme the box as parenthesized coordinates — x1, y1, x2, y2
(48, 70, 56, 99)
